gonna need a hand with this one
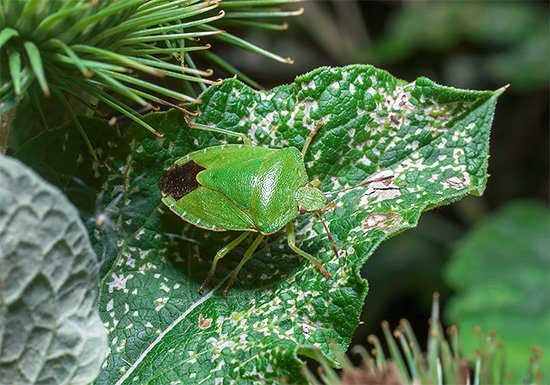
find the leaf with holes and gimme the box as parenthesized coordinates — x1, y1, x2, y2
(0, 156, 107, 384)
(14, 65, 503, 384)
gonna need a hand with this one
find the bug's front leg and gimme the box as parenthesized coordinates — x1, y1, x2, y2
(198, 232, 251, 295)
(223, 233, 264, 298)
(286, 222, 330, 278)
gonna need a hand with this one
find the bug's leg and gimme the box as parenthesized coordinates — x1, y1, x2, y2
(314, 211, 339, 258)
(184, 115, 252, 146)
(223, 233, 264, 298)
(301, 121, 324, 160)
(286, 223, 331, 278)
(198, 232, 251, 295)
(320, 201, 336, 214)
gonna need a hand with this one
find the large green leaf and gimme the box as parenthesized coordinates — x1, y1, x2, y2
(14, 65, 502, 384)
(445, 200, 550, 381)
(0, 156, 107, 384)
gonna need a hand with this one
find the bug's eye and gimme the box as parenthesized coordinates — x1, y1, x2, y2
(299, 207, 307, 215)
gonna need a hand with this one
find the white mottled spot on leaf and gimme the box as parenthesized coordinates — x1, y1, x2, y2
(362, 213, 401, 232)
(107, 273, 132, 293)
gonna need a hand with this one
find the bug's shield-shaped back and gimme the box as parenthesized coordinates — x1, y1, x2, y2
(161, 145, 309, 235)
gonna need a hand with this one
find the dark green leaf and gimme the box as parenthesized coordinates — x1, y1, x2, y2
(23, 41, 50, 96)
(7, 48, 22, 96)
(0, 28, 19, 49)
(14, 65, 502, 384)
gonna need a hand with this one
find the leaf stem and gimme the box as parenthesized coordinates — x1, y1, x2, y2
(0, 107, 15, 154)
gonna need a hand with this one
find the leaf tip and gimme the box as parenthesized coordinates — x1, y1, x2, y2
(496, 84, 510, 96)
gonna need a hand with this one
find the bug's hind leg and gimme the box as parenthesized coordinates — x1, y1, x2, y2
(286, 223, 331, 278)
(198, 232, 251, 295)
(223, 233, 264, 298)
(184, 115, 252, 146)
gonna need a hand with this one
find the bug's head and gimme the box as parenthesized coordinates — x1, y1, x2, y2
(296, 185, 326, 214)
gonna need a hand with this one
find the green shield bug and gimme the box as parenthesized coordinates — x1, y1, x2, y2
(159, 116, 392, 297)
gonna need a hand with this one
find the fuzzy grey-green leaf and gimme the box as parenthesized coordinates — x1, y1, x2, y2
(13, 65, 501, 384)
(0, 156, 107, 385)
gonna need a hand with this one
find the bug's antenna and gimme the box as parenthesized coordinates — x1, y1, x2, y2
(302, 121, 324, 160)
(324, 175, 394, 196)
(314, 211, 339, 258)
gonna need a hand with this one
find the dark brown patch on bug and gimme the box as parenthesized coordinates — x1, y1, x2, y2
(159, 160, 206, 200)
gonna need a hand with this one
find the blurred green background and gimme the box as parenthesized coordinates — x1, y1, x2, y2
(210, 0, 549, 379)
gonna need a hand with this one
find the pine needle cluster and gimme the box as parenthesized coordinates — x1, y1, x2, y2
(0, 0, 302, 151)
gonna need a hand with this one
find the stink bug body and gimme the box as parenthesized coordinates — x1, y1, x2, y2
(159, 118, 390, 297)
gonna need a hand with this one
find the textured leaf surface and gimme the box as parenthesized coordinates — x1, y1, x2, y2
(0, 156, 107, 384)
(445, 200, 549, 379)
(14, 65, 501, 384)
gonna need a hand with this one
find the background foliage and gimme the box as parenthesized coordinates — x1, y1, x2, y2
(446, 200, 550, 379)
